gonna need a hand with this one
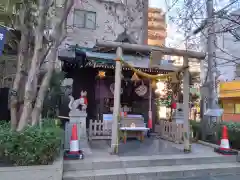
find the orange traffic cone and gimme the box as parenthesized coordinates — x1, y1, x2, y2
(214, 125, 238, 155)
(69, 124, 79, 154)
(219, 126, 230, 150)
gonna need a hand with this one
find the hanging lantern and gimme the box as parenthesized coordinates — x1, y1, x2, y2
(98, 70, 105, 79)
(151, 79, 157, 89)
(135, 81, 147, 97)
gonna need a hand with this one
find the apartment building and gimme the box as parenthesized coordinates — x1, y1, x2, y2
(56, 0, 147, 49)
(148, 7, 167, 47)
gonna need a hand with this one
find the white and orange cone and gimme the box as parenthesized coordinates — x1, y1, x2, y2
(219, 125, 230, 150)
(214, 125, 238, 155)
(69, 124, 80, 154)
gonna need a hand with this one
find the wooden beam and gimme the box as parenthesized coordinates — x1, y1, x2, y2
(111, 47, 122, 154)
(183, 56, 191, 152)
(96, 40, 206, 60)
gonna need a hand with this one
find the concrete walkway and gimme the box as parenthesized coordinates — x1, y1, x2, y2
(87, 137, 218, 158)
(63, 138, 240, 180)
(176, 175, 240, 180)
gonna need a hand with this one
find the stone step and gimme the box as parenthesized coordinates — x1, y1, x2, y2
(63, 154, 237, 171)
(63, 162, 240, 180)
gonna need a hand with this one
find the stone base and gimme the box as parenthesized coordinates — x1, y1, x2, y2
(80, 139, 92, 156)
(64, 122, 90, 150)
(69, 110, 87, 118)
(69, 110, 87, 139)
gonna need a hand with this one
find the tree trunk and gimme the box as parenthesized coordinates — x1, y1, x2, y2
(10, 5, 30, 130)
(17, 0, 50, 131)
(32, 47, 57, 125)
(31, 0, 74, 125)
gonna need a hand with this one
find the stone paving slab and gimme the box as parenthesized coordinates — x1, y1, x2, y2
(64, 138, 240, 180)
(63, 162, 240, 180)
(64, 152, 237, 171)
(174, 175, 240, 180)
(64, 153, 226, 163)
(117, 138, 181, 156)
(87, 137, 219, 158)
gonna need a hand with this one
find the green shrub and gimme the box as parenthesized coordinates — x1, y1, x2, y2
(0, 119, 63, 166)
(190, 120, 201, 140)
(190, 120, 240, 150)
(218, 122, 240, 149)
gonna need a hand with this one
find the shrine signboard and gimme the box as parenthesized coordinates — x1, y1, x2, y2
(0, 26, 7, 56)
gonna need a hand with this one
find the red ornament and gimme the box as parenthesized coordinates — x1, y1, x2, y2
(79, 96, 88, 105)
(148, 111, 152, 129)
(171, 102, 177, 109)
(79, 91, 88, 105)
(120, 112, 128, 117)
(148, 119, 152, 129)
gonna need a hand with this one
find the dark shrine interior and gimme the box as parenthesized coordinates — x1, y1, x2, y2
(61, 62, 157, 128)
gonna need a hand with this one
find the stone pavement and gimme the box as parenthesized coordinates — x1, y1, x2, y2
(63, 137, 240, 180)
(87, 136, 218, 157)
(176, 175, 240, 180)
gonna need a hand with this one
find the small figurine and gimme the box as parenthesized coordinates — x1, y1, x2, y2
(79, 91, 88, 111)
(68, 90, 88, 111)
(130, 122, 136, 128)
(68, 96, 81, 111)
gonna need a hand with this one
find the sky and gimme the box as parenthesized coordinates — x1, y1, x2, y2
(149, 0, 238, 10)
(148, 0, 240, 48)
(148, 0, 183, 48)
(149, 0, 166, 9)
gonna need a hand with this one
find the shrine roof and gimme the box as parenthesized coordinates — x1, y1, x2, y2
(58, 45, 178, 72)
(91, 30, 150, 55)
(58, 31, 179, 72)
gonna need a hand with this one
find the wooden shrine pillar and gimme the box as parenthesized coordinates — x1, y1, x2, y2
(111, 47, 122, 154)
(183, 56, 190, 152)
(95, 40, 206, 153)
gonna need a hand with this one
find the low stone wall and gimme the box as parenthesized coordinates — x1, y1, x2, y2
(0, 156, 63, 180)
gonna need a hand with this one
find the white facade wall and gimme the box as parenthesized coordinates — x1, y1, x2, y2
(55, 0, 145, 50)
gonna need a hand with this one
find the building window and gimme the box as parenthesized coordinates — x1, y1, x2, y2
(235, 104, 240, 114)
(223, 103, 234, 114)
(73, 10, 96, 29)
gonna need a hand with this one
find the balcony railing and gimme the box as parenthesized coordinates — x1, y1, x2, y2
(148, 15, 165, 21)
(148, 30, 167, 39)
(148, 22, 166, 30)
